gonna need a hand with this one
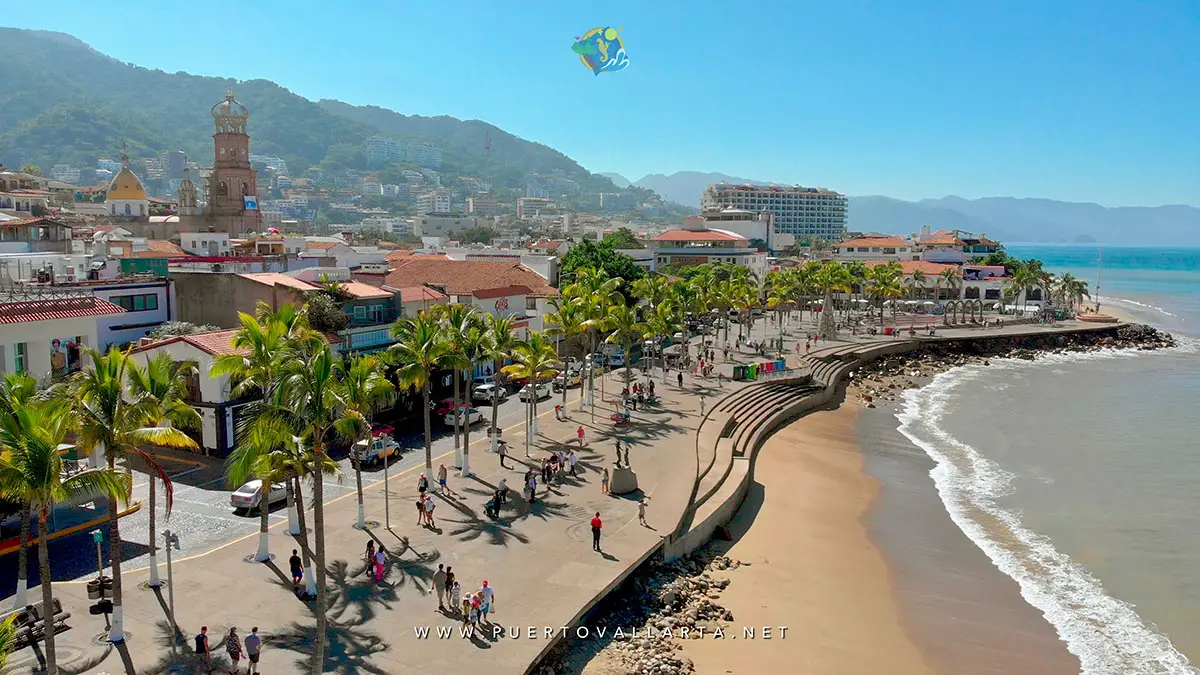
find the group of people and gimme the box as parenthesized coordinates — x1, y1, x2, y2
(432, 564, 497, 639)
(193, 625, 262, 674)
(620, 380, 656, 410)
(416, 473, 439, 528)
(363, 540, 388, 582)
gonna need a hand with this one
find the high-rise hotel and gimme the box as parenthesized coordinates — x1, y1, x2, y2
(701, 183, 847, 240)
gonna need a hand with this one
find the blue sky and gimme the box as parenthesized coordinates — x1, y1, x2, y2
(5, 0, 1198, 206)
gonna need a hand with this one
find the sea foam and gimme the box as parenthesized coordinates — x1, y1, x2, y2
(897, 350, 1198, 674)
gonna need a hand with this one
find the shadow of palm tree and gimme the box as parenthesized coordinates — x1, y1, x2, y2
(324, 559, 400, 626)
(117, 619, 203, 675)
(443, 509, 531, 547)
(512, 499, 588, 524)
(379, 545, 441, 595)
(267, 614, 390, 675)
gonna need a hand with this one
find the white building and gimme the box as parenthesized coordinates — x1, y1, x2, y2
(181, 232, 232, 257)
(467, 192, 497, 217)
(702, 183, 847, 240)
(360, 216, 409, 237)
(0, 291, 124, 384)
(836, 236, 919, 262)
(416, 188, 451, 215)
(516, 197, 556, 220)
(364, 136, 406, 166)
(361, 182, 383, 197)
(50, 165, 81, 184)
(693, 210, 795, 252)
(648, 220, 768, 282)
(413, 214, 480, 238)
(97, 158, 123, 173)
(406, 142, 443, 169)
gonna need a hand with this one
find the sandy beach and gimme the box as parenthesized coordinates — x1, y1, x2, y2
(676, 403, 936, 675)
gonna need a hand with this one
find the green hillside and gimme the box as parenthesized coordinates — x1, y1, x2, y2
(0, 27, 671, 207)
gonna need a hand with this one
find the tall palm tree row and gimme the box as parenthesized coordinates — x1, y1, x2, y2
(0, 396, 130, 675)
(71, 347, 197, 643)
(501, 334, 561, 457)
(1, 372, 40, 609)
(343, 355, 395, 528)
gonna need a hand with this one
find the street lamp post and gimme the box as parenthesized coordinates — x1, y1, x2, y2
(383, 448, 390, 530)
(163, 529, 179, 647)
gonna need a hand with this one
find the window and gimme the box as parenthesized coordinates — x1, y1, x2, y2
(13, 343, 26, 374)
(525, 297, 537, 311)
(368, 304, 384, 322)
(353, 305, 367, 320)
(111, 293, 159, 312)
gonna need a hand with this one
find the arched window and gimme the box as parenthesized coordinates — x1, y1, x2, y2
(111, 204, 117, 215)
(217, 182, 228, 197)
(242, 182, 249, 196)
(139, 204, 146, 216)
(124, 203, 131, 216)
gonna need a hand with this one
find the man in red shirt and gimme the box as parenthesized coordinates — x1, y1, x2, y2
(590, 512, 603, 551)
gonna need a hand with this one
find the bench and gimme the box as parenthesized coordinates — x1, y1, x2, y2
(1, 598, 72, 649)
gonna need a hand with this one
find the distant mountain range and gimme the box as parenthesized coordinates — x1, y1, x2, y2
(602, 170, 1198, 246)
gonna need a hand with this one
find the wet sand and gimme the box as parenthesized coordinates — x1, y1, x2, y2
(680, 397, 1080, 675)
(677, 404, 935, 675)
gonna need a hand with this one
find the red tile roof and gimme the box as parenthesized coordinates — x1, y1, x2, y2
(472, 285, 532, 299)
(867, 260, 960, 276)
(0, 296, 125, 324)
(133, 240, 186, 258)
(305, 241, 344, 250)
(392, 285, 448, 304)
(338, 280, 392, 300)
(527, 240, 564, 249)
(923, 235, 964, 246)
(132, 328, 340, 357)
(651, 229, 746, 242)
(841, 236, 910, 248)
(383, 259, 557, 298)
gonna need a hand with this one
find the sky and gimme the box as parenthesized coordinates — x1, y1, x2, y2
(5, 0, 1199, 207)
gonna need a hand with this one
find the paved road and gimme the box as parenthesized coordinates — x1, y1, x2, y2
(0, 385, 599, 599)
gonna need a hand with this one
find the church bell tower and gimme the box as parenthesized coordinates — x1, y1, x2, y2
(207, 91, 262, 234)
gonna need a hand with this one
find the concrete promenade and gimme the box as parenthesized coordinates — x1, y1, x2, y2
(6, 315, 1120, 674)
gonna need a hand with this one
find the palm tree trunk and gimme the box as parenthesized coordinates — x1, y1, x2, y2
(462, 404, 472, 477)
(14, 502, 30, 608)
(310, 438, 328, 675)
(106, 450, 125, 643)
(353, 449, 365, 529)
(452, 369, 462, 469)
(422, 383, 433, 474)
(255, 482, 270, 561)
(490, 389, 501, 454)
(293, 476, 316, 596)
(286, 479, 299, 535)
(38, 508, 58, 675)
(147, 476, 160, 586)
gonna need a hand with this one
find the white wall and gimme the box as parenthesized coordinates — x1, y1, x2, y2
(92, 282, 172, 349)
(0, 316, 99, 384)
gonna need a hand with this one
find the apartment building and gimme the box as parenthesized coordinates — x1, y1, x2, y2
(702, 183, 847, 240)
(416, 188, 452, 215)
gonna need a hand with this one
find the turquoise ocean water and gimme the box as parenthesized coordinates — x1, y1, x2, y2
(897, 246, 1200, 673)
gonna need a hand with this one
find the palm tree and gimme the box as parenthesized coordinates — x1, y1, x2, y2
(434, 304, 480, 468)
(544, 296, 588, 411)
(211, 309, 307, 562)
(343, 355, 395, 528)
(631, 275, 670, 310)
(389, 311, 456, 474)
(126, 353, 201, 588)
(0, 615, 17, 672)
(814, 262, 852, 339)
(868, 263, 904, 325)
(1004, 267, 1038, 313)
(71, 347, 196, 643)
(502, 334, 561, 457)
(937, 267, 961, 301)
(456, 324, 490, 476)
(0, 398, 131, 675)
(483, 314, 519, 452)
(643, 300, 681, 381)
(0, 372, 38, 609)
(906, 269, 928, 301)
(273, 344, 353, 675)
(605, 301, 646, 394)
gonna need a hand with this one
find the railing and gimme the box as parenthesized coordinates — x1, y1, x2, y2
(0, 282, 93, 303)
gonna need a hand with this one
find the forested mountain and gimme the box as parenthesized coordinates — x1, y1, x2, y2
(0, 28, 644, 200)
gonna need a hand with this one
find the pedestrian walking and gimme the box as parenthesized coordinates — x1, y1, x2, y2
(638, 498, 649, 526)
(424, 493, 438, 528)
(568, 449, 579, 477)
(554, 404, 563, 420)
(244, 627, 261, 675)
(374, 545, 386, 582)
(418, 473, 429, 494)
(415, 494, 425, 525)
(677, 372, 684, 388)
(468, 594, 481, 637)
(364, 539, 375, 572)
(450, 581, 462, 617)
(289, 549, 303, 587)
(591, 512, 603, 551)
(195, 625, 212, 672)
(226, 627, 243, 674)
(497, 477, 509, 506)
(479, 580, 496, 623)
(577, 425, 586, 447)
(601, 467, 610, 494)
(699, 395, 706, 417)
(648, 380, 655, 397)
(437, 464, 448, 495)
(433, 564, 448, 610)
(444, 566, 456, 606)
(498, 439, 511, 469)
(461, 593, 472, 633)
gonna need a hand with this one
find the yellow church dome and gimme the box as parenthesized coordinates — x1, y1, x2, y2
(107, 166, 147, 200)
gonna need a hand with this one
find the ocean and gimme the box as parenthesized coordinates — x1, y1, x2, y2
(896, 246, 1200, 674)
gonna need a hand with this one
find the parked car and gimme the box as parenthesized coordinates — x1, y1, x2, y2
(435, 398, 473, 416)
(553, 370, 582, 391)
(472, 383, 508, 404)
(230, 480, 286, 513)
(370, 422, 395, 438)
(672, 331, 687, 343)
(518, 383, 551, 401)
(354, 435, 399, 467)
(607, 350, 626, 367)
(443, 408, 484, 426)
(473, 374, 497, 387)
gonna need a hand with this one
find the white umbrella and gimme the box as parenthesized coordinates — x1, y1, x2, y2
(922, 301, 935, 306)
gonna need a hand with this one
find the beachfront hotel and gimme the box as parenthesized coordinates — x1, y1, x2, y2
(702, 183, 848, 241)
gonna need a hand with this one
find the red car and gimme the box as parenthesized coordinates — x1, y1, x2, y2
(434, 398, 473, 416)
(370, 423, 395, 438)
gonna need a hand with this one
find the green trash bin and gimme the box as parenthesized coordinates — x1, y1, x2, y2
(748, 364, 758, 380)
(733, 365, 745, 381)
